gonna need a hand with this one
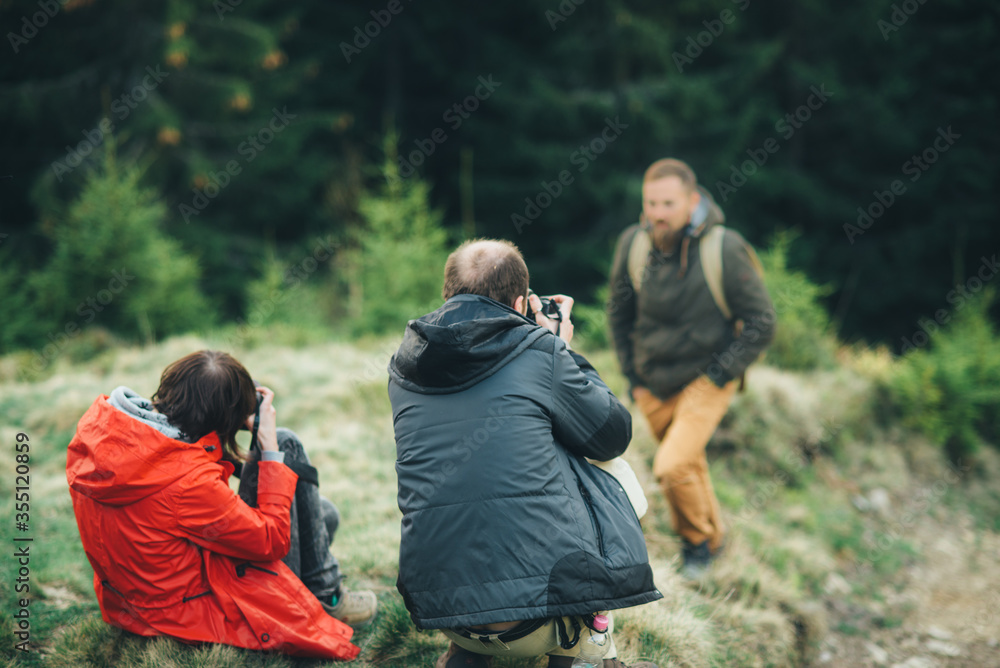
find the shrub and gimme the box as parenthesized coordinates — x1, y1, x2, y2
(339, 143, 450, 336)
(243, 245, 336, 330)
(28, 148, 209, 349)
(885, 290, 1000, 459)
(571, 285, 611, 351)
(0, 247, 45, 352)
(759, 230, 838, 370)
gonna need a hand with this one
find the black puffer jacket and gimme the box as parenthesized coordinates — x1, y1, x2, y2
(388, 294, 661, 630)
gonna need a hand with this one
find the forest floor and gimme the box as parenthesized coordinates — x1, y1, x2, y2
(816, 478, 1000, 668)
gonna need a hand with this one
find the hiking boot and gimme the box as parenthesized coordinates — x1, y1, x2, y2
(321, 586, 378, 627)
(679, 539, 722, 580)
(436, 642, 493, 668)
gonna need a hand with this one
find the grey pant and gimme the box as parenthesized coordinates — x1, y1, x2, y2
(237, 428, 343, 601)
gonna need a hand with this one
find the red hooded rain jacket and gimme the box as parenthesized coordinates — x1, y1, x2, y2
(66, 396, 359, 660)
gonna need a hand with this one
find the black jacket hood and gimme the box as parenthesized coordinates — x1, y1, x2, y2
(389, 294, 549, 394)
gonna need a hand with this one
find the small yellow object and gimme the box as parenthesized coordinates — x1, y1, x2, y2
(229, 94, 251, 111)
(166, 51, 188, 69)
(157, 128, 181, 146)
(261, 51, 287, 70)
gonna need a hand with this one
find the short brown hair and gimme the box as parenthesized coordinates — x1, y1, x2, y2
(152, 350, 257, 462)
(643, 158, 697, 192)
(442, 239, 529, 307)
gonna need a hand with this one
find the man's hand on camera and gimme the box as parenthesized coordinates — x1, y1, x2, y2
(529, 293, 575, 347)
(247, 386, 279, 452)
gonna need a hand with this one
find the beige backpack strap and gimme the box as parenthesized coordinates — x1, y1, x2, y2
(627, 225, 651, 291)
(699, 225, 731, 320)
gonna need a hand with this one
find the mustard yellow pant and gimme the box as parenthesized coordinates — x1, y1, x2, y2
(634, 376, 737, 552)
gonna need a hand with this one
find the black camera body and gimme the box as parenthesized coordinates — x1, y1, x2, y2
(537, 296, 562, 322)
(239, 386, 265, 433)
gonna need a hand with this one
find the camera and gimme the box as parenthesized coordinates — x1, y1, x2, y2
(239, 385, 265, 432)
(535, 295, 562, 322)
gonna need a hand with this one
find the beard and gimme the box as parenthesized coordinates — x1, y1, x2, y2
(651, 223, 684, 254)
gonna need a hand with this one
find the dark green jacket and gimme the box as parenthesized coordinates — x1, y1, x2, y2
(607, 196, 775, 399)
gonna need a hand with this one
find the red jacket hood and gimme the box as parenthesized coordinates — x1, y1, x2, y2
(67, 395, 232, 507)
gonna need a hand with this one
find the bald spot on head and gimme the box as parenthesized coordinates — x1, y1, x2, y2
(442, 239, 529, 307)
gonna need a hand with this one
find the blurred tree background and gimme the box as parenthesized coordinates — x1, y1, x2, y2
(1, 0, 997, 352)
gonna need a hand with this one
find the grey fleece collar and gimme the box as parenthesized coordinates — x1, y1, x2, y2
(107, 386, 192, 442)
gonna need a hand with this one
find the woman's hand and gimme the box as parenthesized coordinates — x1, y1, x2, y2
(246, 386, 278, 452)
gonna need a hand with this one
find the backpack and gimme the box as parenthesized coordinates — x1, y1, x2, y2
(627, 224, 735, 318)
(625, 223, 764, 390)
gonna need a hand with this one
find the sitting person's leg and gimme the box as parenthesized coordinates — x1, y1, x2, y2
(275, 428, 342, 601)
(321, 496, 339, 545)
(237, 428, 376, 625)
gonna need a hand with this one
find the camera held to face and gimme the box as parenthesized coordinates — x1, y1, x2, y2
(535, 296, 562, 322)
(239, 386, 265, 432)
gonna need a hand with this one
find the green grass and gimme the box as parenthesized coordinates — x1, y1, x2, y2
(3, 328, 998, 667)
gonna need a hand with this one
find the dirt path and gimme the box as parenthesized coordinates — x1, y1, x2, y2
(818, 483, 1000, 667)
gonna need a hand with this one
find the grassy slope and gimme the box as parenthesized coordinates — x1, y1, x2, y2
(2, 333, 998, 668)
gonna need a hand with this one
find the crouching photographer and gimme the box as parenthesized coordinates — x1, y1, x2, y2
(66, 350, 375, 660)
(389, 239, 661, 668)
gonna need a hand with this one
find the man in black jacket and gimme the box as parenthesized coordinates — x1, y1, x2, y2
(607, 158, 775, 579)
(389, 239, 660, 668)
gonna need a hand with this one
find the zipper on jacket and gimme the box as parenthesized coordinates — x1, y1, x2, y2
(577, 483, 606, 557)
(235, 562, 278, 578)
(105, 578, 212, 605)
(182, 591, 212, 603)
(101, 579, 128, 600)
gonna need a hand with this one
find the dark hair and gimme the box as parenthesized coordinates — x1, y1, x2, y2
(151, 350, 257, 461)
(643, 158, 697, 192)
(442, 239, 529, 307)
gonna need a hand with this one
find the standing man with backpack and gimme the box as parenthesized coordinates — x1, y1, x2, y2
(607, 158, 776, 579)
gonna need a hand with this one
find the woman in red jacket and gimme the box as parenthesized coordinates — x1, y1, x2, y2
(66, 350, 375, 659)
